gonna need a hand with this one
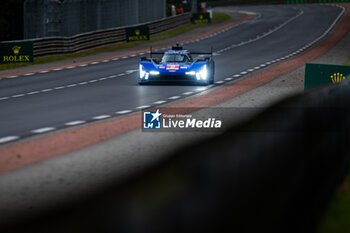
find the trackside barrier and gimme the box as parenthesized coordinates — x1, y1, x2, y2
(2, 80, 350, 233)
(6, 13, 190, 58)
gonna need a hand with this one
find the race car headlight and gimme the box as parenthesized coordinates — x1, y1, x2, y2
(185, 71, 196, 75)
(139, 64, 146, 79)
(199, 65, 207, 80)
(149, 71, 160, 75)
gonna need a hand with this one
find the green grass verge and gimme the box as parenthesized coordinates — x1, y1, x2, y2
(0, 12, 230, 72)
(317, 173, 350, 233)
(345, 60, 350, 66)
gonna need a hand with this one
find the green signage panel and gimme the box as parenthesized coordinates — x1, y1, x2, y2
(125, 26, 150, 42)
(305, 63, 350, 89)
(191, 13, 211, 24)
(0, 41, 34, 64)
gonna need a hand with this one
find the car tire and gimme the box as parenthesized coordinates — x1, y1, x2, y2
(208, 62, 215, 85)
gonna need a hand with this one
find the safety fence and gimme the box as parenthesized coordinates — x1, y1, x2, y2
(21, 12, 191, 57)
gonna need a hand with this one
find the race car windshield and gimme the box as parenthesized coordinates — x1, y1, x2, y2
(162, 54, 192, 63)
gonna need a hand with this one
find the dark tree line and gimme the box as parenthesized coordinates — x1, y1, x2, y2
(0, 0, 25, 41)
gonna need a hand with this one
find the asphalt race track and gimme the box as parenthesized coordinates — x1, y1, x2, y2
(0, 4, 345, 143)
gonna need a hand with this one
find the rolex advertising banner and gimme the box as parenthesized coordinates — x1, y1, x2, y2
(0, 41, 34, 64)
(125, 26, 150, 42)
(191, 13, 211, 24)
(304, 63, 350, 89)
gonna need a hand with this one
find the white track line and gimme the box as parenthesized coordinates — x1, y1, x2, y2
(154, 100, 167, 105)
(32, 127, 56, 134)
(65, 121, 85, 126)
(116, 110, 132, 114)
(195, 87, 207, 91)
(136, 105, 151, 109)
(12, 94, 25, 98)
(215, 10, 303, 54)
(0, 136, 19, 144)
(92, 115, 110, 120)
(27, 91, 39, 95)
(125, 70, 137, 74)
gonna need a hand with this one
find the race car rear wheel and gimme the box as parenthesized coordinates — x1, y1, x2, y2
(208, 61, 215, 85)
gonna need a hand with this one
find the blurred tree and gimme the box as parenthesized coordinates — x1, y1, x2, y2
(0, 0, 25, 41)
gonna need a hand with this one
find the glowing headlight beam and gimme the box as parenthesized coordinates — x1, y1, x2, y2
(149, 71, 160, 75)
(199, 65, 207, 80)
(185, 71, 196, 75)
(139, 64, 146, 79)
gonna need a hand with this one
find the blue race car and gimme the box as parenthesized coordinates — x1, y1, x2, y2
(138, 44, 215, 85)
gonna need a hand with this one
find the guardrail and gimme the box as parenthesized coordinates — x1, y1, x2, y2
(15, 13, 191, 58)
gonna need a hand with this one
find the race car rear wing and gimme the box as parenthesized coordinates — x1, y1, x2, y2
(148, 45, 213, 58)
